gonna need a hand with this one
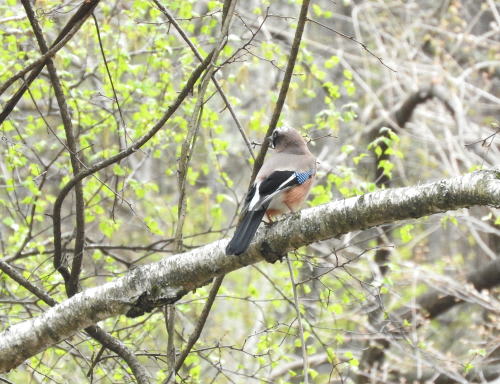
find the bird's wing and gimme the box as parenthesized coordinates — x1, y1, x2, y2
(247, 170, 314, 211)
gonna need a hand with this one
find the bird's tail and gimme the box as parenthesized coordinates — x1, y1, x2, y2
(226, 209, 267, 255)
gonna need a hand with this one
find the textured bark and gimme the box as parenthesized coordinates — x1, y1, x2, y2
(0, 170, 498, 373)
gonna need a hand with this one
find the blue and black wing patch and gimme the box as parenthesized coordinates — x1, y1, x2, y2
(295, 169, 314, 184)
(259, 169, 313, 196)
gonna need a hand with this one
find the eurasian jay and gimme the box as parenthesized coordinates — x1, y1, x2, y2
(226, 127, 316, 255)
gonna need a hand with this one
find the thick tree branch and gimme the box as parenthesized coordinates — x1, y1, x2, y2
(0, 170, 498, 373)
(0, 260, 150, 383)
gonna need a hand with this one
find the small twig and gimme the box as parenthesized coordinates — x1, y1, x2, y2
(306, 133, 337, 143)
(464, 128, 499, 147)
(249, 0, 312, 185)
(219, 8, 270, 68)
(251, 140, 263, 148)
(164, 276, 224, 383)
(164, 305, 176, 380)
(135, 10, 220, 24)
(92, 13, 128, 146)
(0, 376, 15, 384)
(86, 346, 106, 378)
(239, 49, 287, 72)
(286, 256, 309, 383)
(306, 18, 396, 73)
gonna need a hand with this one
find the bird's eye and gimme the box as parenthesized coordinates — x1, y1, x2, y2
(268, 130, 281, 149)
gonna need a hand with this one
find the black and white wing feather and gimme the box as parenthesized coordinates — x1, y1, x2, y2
(226, 169, 313, 255)
(248, 170, 313, 211)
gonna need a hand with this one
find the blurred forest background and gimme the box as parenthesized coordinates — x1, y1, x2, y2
(0, 0, 499, 383)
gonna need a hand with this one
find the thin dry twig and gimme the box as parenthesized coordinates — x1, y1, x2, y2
(306, 18, 396, 73)
(91, 13, 128, 145)
(249, 0, 312, 185)
(163, 276, 224, 383)
(286, 255, 309, 384)
(464, 128, 499, 147)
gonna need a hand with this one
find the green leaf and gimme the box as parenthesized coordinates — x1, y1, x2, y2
(309, 368, 319, 379)
(99, 219, 121, 238)
(326, 347, 336, 363)
(112, 164, 126, 176)
(344, 351, 359, 367)
(378, 159, 394, 178)
(464, 362, 474, 374)
(343, 69, 353, 80)
(353, 153, 367, 165)
(328, 302, 343, 314)
(312, 4, 323, 17)
(399, 224, 414, 243)
(144, 217, 163, 236)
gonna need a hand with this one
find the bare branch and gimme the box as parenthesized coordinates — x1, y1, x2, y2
(306, 18, 396, 72)
(20, 0, 85, 297)
(249, 0, 312, 184)
(0, 170, 497, 373)
(286, 256, 310, 383)
(170, 276, 224, 379)
(0, 260, 150, 383)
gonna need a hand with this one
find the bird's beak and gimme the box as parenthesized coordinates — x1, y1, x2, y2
(267, 136, 275, 149)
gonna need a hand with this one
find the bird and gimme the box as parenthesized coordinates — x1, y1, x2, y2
(226, 127, 316, 255)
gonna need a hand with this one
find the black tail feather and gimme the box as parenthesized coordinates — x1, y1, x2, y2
(226, 209, 267, 255)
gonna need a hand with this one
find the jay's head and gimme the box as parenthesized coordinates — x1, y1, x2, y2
(268, 127, 309, 154)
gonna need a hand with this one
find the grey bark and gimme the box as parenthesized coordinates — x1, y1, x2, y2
(0, 170, 498, 373)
